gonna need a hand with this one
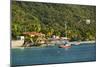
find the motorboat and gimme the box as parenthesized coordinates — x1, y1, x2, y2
(59, 43, 71, 48)
(74, 42, 80, 45)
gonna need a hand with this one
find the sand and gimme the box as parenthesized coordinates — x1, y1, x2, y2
(11, 40, 24, 48)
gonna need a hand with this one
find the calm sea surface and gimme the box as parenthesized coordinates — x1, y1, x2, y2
(11, 43, 96, 66)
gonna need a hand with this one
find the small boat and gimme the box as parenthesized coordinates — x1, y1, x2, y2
(74, 42, 80, 45)
(59, 44, 71, 48)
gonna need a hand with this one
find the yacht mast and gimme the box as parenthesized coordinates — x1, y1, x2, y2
(65, 22, 67, 38)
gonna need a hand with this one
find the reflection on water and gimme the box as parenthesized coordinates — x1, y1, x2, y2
(11, 43, 96, 66)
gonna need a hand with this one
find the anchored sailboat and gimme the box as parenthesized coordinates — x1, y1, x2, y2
(59, 22, 72, 48)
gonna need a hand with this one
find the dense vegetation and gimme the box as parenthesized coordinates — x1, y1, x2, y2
(12, 1, 96, 41)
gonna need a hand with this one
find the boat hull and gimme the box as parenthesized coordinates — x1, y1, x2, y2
(59, 45, 71, 48)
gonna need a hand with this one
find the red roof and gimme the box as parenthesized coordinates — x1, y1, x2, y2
(23, 32, 44, 36)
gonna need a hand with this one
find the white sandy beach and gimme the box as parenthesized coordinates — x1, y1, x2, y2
(11, 40, 24, 48)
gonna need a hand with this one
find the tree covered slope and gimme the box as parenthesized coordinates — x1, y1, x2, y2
(12, 1, 96, 41)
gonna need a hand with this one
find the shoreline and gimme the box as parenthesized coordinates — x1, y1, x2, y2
(11, 40, 96, 49)
(69, 41, 95, 44)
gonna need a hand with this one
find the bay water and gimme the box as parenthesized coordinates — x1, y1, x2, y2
(11, 43, 96, 66)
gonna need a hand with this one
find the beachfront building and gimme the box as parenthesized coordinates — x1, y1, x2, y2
(22, 32, 46, 46)
(23, 32, 45, 37)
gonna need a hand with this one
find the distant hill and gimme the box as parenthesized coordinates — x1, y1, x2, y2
(12, 1, 96, 41)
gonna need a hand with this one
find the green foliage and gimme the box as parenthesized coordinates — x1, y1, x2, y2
(12, 1, 96, 41)
(31, 35, 39, 46)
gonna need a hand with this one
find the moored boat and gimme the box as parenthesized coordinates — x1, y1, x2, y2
(74, 42, 80, 45)
(59, 44, 71, 48)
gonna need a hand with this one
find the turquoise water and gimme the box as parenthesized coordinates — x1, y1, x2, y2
(11, 43, 96, 66)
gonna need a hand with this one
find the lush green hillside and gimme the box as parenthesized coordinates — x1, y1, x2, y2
(12, 1, 96, 41)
